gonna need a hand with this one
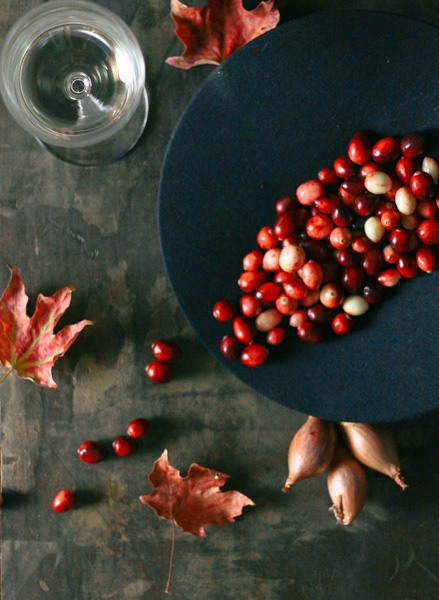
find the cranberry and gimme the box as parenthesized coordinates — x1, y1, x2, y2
(410, 171, 435, 200)
(364, 171, 393, 195)
(310, 206, 323, 217)
(127, 418, 149, 438)
(371, 137, 400, 163)
(273, 269, 293, 284)
(146, 360, 173, 383)
(417, 220, 439, 245)
(384, 174, 403, 200)
(338, 185, 356, 206)
(266, 327, 286, 345)
(395, 186, 417, 216)
(255, 282, 281, 302)
(343, 294, 369, 316)
(151, 340, 182, 360)
(78, 440, 107, 464)
(113, 436, 137, 456)
(347, 131, 372, 165)
(359, 161, 382, 178)
(334, 156, 356, 178)
(299, 289, 320, 307)
(279, 244, 306, 273)
(307, 303, 333, 324)
(282, 235, 300, 247)
(341, 176, 365, 195)
(275, 196, 295, 214)
(257, 226, 278, 249)
(417, 200, 438, 220)
(381, 210, 401, 230)
(306, 215, 333, 239)
(299, 237, 332, 261)
(408, 229, 420, 252)
(337, 247, 361, 267)
(301, 260, 323, 290)
(315, 193, 339, 214)
(274, 211, 296, 240)
(238, 271, 269, 292)
(351, 234, 374, 253)
(396, 157, 418, 184)
(354, 193, 379, 217)
(319, 283, 344, 308)
(262, 248, 281, 271)
(240, 295, 263, 318)
(400, 131, 427, 158)
(362, 281, 383, 304)
(377, 269, 401, 287)
(341, 266, 366, 293)
(296, 180, 324, 206)
(331, 204, 354, 227)
(233, 316, 257, 344)
(297, 321, 324, 343)
(255, 308, 283, 332)
(275, 293, 298, 315)
(294, 208, 310, 229)
(375, 200, 396, 217)
(422, 157, 439, 184)
(220, 335, 241, 360)
(362, 247, 384, 276)
(241, 344, 269, 366)
(397, 255, 419, 278)
(332, 312, 354, 335)
(401, 213, 421, 230)
(389, 229, 410, 254)
(329, 227, 352, 249)
(383, 244, 399, 264)
(283, 279, 309, 299)
(52, 490, 75, 513)
(416, 246, 439, 272)
(318, 168, 339, 185)
(243, 250, 263, 271)
(364, 216, 385, 243)
(289, 309, 308, 328)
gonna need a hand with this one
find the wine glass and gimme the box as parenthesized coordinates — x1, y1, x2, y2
(0, 0, 148, 166)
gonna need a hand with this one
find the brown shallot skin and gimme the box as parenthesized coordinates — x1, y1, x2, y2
(327, 447, 368, 525)
(282, 416, 337, 492)
(340, 422, 407, 490)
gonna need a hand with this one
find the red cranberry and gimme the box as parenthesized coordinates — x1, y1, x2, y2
(220, 335, 241, 360)
(275, 196, 295, 214)
(381, 210, 401, 230)
(266, 327, 286, 345)
(410, 171, 435, 200)
(319, 283, 344, 308)
(127, 418, 149, 438)
(329, 227, 352, 249)
(362, 248, 384, 276)
(315, 193, 339, 214)
(255, 282, 281, 302)
(354, 193, 379, 217)
(113, 436, 137, 456)
(263, 248, 282, 271)
(301, 261, 323, 290)
(151, 340, 182, 360)
(341, 176, 365, 195)
(383, 244, 399, 264)
(359, 161, 382, 178)
(52, 490, 75, 513)
(296, 180, 324, 206)
(318, 168, 339, 185)
(233, 316, 257, 344)
(396, 157, 418, 184)
(241, 344, 269, 366)
(417, 200, 438, 220)
(146, 360, 173, 383)
(310, 206, 322, 217)
(377, 269, 401, 287)
(306, 215, 333, 239)
(331, 204, 354, 227)
(347, 131, 372, 165)
(371, 137, 400, 163)
(389, 229, 410, 254)
(283, 279, 309, 300)
(351, 234, 374, 253)
(297, 321, 324, 343)
(299, 237, 332, 261)
(334, 156, 356, 178)
(416, 246, 439, 272)
(400, 131, 427, 158)
(299, 289, 320, 307)
(397, 255, 419, 278)
(375, 200, 396, 217)
(417, 220, 439, 245)
(341, 266, 366, 293)
(240, 295, 263, 318)
(78, 441, 107, 464)
(212, 300, 237, 322)
(243, 250, 263, 271)
(308, 303, 333, 324)
(401, 213, 421, 230)
(238, 271, 269, 293)
(275, 293, 298, 315)
(320, 259, 341, 283)
(289, 309, 308, 328)
(273, 269, 293, 284)
(337, 248, 361, 267)
(362, 281, 383, 304)
(274, 211, 296, 240)
(338, 185, 356, 206)
(332, 313, 354, 335)
(257, 227, 278, 249)
(294, 208, 309, 229)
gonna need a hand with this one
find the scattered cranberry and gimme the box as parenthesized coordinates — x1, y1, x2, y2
(220, 335, 241, 360)
(389, 229, 410, 254)
(275, 196, 295, 214)
(315, 193, 339, 214)
(262, 248, 281, 271)
(296, 180, 324, 206)
(127, 418, 149, 438)
(113, 436, 137, 456)
(381, 210, 401, 230)
(146, 360, 173, 383)
(255, 308, 283, 332)
(151, 340, 182, 360)
(238, 270, 269, 292)
(397, 255, 418, 278)
(274, 211, 296, 239)
(233, 316, 257, 344)
(306, 214, 333, 239)
(52, 490, 75, 513)
(301, 260, 323, 290)
(396, 157, 418, 184)
(275, 293, 298, 315)
(333, 156, 356, 178)
(78, 441, 106, 464)
(255, 282, 281, 302)
(257, 226, 278, 249)
(279, 244, 306, 273)
(289, 309, 308, 328)
(241, 344, 269, 366)
(362, 281, 383, 304)
(377, 269, 401, 287)
(283, 279, 309, 300)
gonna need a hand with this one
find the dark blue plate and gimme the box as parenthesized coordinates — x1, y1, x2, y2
(159, 10, 439, 423)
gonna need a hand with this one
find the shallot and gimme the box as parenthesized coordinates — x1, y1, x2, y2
(340, 422, 407, 489)
(327, 447, 368, 525)
(283, 416, 337, 492)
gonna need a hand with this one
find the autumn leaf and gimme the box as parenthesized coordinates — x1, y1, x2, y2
(140, 449, 254, 592)
(166, 0, 280, 69)
(0, 268, 92, 388)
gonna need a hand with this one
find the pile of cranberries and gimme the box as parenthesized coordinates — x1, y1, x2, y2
(213, 131, 439, 367)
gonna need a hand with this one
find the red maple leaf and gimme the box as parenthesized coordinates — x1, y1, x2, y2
(140, 450, 254, 591)
(166, 0, 280, 69)
(0, 268, 92, 388)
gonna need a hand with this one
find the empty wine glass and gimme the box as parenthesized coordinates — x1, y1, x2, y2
(0, 0, 148, 166)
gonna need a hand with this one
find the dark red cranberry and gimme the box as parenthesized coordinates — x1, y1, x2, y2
(416, 246, 439, 272)
(351, 215, 368, 231)
(113, 436, 137, 456)
(299, 237, 332, 261)
(78, 441, 107, 464)
(384, 173, 403, 200)
(52, 490, 75, 513)
(241, 344, 269, 366)
(238, 271, 269, 293)
(396, 157, 418, 184)
(331, 204, 354, 227)
(359, 161, 382, 178)
(334, 156, 356, 178)
(151, 340, 182, 360)
(310, 206, 323, 217)
(417, 200, 438, 220)
(371, 137, 400, 163)
(389, 229, 410, 254)
(266, 327, 286, 345)
(362, 281, 383, 304)
(337, 247, 361, 267)
(239, 295, 263, 318)
(354, 193, 379, 216)
(255, 282, 281, 302)
(307, 304, 333, 324)
(294, 208, 309, 230)
(275, 196, 295, 214)
(318, 168, 339, 185)
(338, 185, 356, 206)
(362, 247, 384, 276)
(146, 360, 173, 383)
(410, 171, 435, 200)
(400, 131, 427, 158)
(341, 266, 366, 293)
(341, 176, 365, 195)
(332, 313, 353, 335)
(397, 255, 419, 278)
(297, 321, 324, 343)
(233, 316, 257, 344)
(375, 200, 396, 217)
(127, 418, 149, 438)
(347, 131, 372, 165)
(213, 300, 238, 321)
(417, 220, 439, 245)
(220, 335, 241, 360)
(315, 193, 339, 214)
(274, 211, 296, 240)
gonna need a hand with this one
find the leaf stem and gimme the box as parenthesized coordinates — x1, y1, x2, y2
(0, 369, 13, 386)
(165, 519, 176, 594)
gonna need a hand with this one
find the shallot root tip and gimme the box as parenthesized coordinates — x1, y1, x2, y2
(329, 494, 346, 525)
(394, 469, 408, 491)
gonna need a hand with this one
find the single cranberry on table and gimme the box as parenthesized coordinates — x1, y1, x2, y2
(52, 490, 75, 513)
(127, 418, 149, 438)
(78, 440, 106, 464)
(212, 299, 238, 322)
(151, 339, 181, 360)
(146, 359, 173, 383)
(241, 344, 269, 366)
(220, 335, 241, 360)
(113, 436, 137, 456)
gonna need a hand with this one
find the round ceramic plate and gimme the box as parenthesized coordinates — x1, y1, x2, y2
(159, 10, 439, 423)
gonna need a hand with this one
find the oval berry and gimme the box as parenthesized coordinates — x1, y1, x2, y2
(233, 316, 257, 344)
(220, 335, 241, 360)
(297, 321, 324, 343)
(400, 131, 427, 158)
(127, 418, 149, 438)
(146, 360, 173, 383)
(332, 313, 354, 335)
(151, 340, 182, 360)
(371, 137, 400, 163)
(52, 490, 75, 513)
(348, 131, 372, 165)
(113, 436, 137, 456)
(241, 344, 269, 366)
(78, 441, 106, 464)
(266, 327, 286, 345)
(417, 220, 439, 245)
(213, 300, 238, 322)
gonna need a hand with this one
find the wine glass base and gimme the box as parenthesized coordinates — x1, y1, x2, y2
(38, 87, 149, 167)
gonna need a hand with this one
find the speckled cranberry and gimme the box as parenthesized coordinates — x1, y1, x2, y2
(241, 344, 269, 366)
(220, 335, 241, 360)
(127, 418, 149, 438)
(400, 131, 427, 158)
(52, 490, 75, 513)
(417, 220, 439, 245)
(371, 137, 400, 163)
(151, 340, 182, 361)
(78, 441, 107, 464)
(348, 131, 372, 165)
(332, 313, 354, 335)
(257, 226, 278, 249)
(262, 248, 282, 271)
(113, 436, 137, 456)
(146, 360, 173, 383)
(306, 214, 333, 239)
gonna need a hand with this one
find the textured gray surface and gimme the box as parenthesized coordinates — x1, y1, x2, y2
(1, 1, 439, 599)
